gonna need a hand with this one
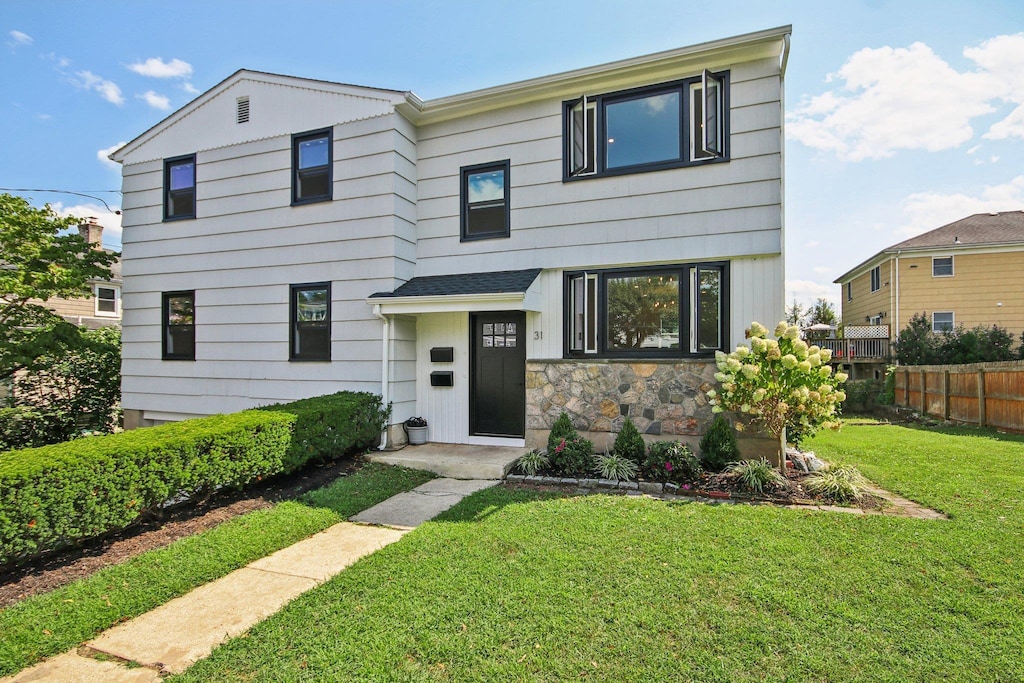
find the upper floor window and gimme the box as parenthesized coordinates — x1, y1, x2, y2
(932, 311, 954, 333)
(290, 283, 331, 361)
(461, 160, 510, 241)
(292, 129, 332, 205)
(162, 291, 195, 360)
(933, 256, 954, 277)
(846, 282, 853, 301)
(95, 285, 119, 317)
(564, 70, 728, 180)
(870, 266, 881, 292)
(164, 154, 196, 220)
(566, 262, 728, 358)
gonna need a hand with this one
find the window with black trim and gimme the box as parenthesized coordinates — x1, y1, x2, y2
(460, 160, 510, 241)
(162, 291, 195, 360)
(290, 283, 330, 361)
(870, 266, 881, 292)
(292, 129, 332, 204)
(564, 70, 728, 179)
(566, 262, 727, 357)
(164, 154, 196, 220)
(846, 282, 853, 301)
(933, 256, 953, 277)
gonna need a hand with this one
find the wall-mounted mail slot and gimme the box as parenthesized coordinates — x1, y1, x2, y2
(430, 371, 454, 387)
(430, 347, 454, 363)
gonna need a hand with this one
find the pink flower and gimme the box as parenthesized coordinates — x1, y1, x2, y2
(554, 439, 566, 454)
(682, 484, 691, 491)
(665, 461, 673, 471)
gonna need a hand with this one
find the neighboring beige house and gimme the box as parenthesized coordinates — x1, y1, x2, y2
(834, 211, 1024, 373)
(41, 218, 122, 330)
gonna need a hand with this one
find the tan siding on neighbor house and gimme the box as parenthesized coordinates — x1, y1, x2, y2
(841, 259, 894, 330)
(896, 251, 1024, 337)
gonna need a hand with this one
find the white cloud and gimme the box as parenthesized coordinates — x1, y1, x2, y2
(786, 279, 841, 309)
(8, 30, 33, 48)
(181, 82, 200, 95)
(967, 145, 980, 155)
(97, 142, 126, 170)
(138, 90, 170, 110)
(127, 57, 193, 79)
(51, 203, 123, 249)
(37, 113, 52, 121)
(75, 70, 124, 105)
(812, 266, 832, 276)
(895, 175, 1024, 237)
(804, 240, 821, 248)
(789, 35, 1024, 160)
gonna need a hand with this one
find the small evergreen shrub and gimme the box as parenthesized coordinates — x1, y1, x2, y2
(842, 380, 881, 414)
(804, 465, 868, 502)
(515, 449, 549, 476)
(699, 414, 740, 471)
(644, 441, 702, 482)
(612, 417, 646, 466)
(548, 436, 594, 476)
(547, 411, 578, 452)
(878, 366, 896, 405)
(593, 451, 638, 482)
(726, 457, 786, 494)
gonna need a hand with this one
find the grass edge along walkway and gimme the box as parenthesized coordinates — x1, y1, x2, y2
(0, 461, 435, 678)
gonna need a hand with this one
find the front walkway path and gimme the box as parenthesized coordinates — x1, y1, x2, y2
(3, 478, 497, 682)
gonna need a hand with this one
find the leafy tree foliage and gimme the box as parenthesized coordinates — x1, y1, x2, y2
(0, 193, 118, 381)
(894, 313, 938, 365)
(806, 298, 838, 327)
(896, 313, 1017, 365)
(785, 299, 805, 326)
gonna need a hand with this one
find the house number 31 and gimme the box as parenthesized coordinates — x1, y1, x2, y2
(534, 331, 543, 340)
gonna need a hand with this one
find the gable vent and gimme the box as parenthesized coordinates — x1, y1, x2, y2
(236, 96, 250, 124)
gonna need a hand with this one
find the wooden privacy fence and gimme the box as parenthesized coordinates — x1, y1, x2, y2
(894, 360, 1024, 432)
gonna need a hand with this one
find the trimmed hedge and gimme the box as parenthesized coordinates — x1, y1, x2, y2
(256, 391, 390, 473)
(0, 391, 388, 568)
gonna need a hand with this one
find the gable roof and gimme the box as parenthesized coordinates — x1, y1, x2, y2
(370, 269, 542, 299)
(835, 210, 1024, 283)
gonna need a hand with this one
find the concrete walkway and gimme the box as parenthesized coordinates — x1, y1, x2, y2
(3, 478, 497, 682)
(367, 442, 527, 480)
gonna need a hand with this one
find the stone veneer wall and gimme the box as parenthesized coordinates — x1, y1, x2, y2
(525, 359, 719, 451)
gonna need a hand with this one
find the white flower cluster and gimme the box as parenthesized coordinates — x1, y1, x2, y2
(707, 321, 847, 440)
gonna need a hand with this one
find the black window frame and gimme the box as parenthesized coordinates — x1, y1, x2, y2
(289, 282, 331, 361)
(870, 266, 881, 292)
(291, 128, 333, 206)
(563, 262, 729, 359)
(562, 71, 730, 181)
(847, 282, 853, 301)
(162, 290, 195, 361)
(460, 159, 511, 242)
(163, 153, 196, 221)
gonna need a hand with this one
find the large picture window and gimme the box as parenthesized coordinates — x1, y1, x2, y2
(163, 154, 196, 220)
(566, 263, 727, 357)
(162, 291, 195, 360)
(460, 160, 510, 241)
(290, 283, 331, 361)
(564, 71, 728, 179)
(292, 129, 332, 205)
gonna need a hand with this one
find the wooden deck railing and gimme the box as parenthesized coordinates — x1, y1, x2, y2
(818, 338, 891, 362)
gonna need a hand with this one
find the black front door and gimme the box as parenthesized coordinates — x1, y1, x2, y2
(470, 312, 526, 437)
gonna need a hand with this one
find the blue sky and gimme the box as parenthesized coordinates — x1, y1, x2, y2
(3, 0, 1023, 310)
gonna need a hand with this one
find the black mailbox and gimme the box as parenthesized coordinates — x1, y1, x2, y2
(430, 371, 454, 387)
(430, 347, 454, 363)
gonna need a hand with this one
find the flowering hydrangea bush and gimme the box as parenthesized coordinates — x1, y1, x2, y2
(706, 321, 847, 452)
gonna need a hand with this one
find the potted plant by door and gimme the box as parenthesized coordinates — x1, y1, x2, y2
(404, 417, 428, 445)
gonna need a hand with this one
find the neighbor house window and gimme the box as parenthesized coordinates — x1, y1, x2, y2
(162, 291, 195, 360)
(932, 312, 954, 333)
(460, 160, 510, 241)
(870, 266, 881, 292)
(292, 129, 332, 204)
(95, 285, 119, 317)
(846, 282, 853, 301)
(933, 256, 954, 277)
(564, 70, 728, 179)
(163, 154, 196, 220)
(566, 262, 727, 357)
(290, 283, 330, 361)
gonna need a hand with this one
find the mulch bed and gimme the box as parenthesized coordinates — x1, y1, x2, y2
(0, 456, 359, 609)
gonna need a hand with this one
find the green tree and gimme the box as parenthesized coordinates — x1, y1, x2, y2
(0, 194, 118, 381)
(785, 299, 805, 326)
(893, 313, 938, 365)
(806, 298, 838, 327)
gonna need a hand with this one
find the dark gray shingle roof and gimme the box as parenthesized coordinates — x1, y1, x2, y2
(888, 211, 1024, 250)
(370, 268, 542, 298)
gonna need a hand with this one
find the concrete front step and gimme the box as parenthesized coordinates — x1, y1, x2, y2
(367, 443, 527, 479)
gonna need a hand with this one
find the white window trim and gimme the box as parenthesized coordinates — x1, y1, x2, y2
(932, 256, 954, 278)
(94, 285, 120, 317)
(932, 311, 954, 333)
(569, 273, 598, 353)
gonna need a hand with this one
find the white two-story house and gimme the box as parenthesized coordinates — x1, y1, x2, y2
(112, 26, 790, 451)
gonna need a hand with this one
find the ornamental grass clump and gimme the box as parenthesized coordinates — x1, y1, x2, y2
(593, 451, 639, 482)
(804, 464, 869, 503)
(726, 457, 786, 494)
(515, 449, 549, 476)
(706, 321, 848, 466)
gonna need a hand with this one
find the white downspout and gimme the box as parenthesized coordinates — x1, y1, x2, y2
(372, 304, 390, 450)
(894, 251, 901, 351)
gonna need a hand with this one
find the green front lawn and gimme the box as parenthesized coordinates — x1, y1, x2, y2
(0, 462, 435, 677)
(175, 421, 1024, 682)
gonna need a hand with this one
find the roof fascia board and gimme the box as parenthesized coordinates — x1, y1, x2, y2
(835, 241, 1024, 284)
(368, 290, 544, 315)
(401, 25, 791, 124)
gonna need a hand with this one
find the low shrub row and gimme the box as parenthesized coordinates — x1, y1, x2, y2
(0, 391, 388, 568)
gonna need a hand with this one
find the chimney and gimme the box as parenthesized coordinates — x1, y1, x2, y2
(78, 217, 104, 250)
